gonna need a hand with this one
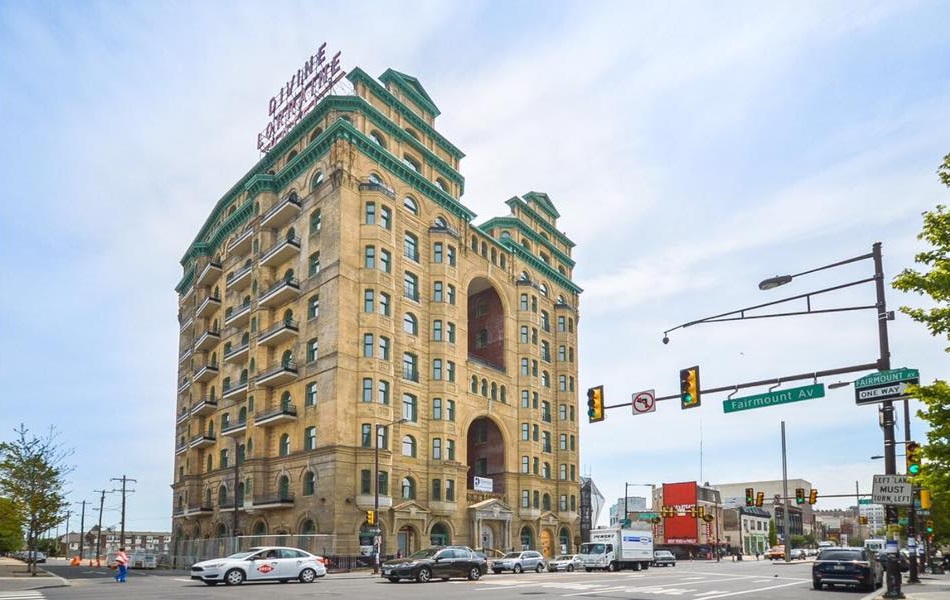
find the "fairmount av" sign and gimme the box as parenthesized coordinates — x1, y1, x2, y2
(257, 43, 345, 153)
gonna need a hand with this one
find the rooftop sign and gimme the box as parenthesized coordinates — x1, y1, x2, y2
(257, 43, 345, 154)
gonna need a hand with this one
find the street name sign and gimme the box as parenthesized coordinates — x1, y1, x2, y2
(722, 384, 825, 414)
(854, 368, 919, 406)
(872, 474, 913, 505)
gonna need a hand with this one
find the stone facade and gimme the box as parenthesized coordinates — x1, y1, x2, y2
(172, 67, 581, 557)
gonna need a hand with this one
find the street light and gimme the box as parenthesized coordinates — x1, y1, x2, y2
(373, 417, 407, 573)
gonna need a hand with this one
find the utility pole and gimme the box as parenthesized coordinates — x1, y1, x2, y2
(77, 500, 87, 559)
(93, 489, 110, 567)
(63, 510, 71, 558)
(111, 475, 137, 550)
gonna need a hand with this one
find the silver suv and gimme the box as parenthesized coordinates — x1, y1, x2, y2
(492, 550, 546, 573)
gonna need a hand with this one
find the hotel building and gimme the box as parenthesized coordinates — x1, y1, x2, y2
(172, 66, 582, 557)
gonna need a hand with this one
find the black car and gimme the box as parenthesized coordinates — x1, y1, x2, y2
(812, 547, 883, 591)
(381, 546, 487, 583)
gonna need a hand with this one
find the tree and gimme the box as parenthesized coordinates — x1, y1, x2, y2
(891, 151, 950, 546)
(768, 519, 777, 547)
(0, 425, 73, 575)
(0, 497, 23, 553)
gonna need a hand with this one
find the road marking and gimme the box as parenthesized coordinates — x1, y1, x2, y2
(690, 579, 808, 599)
(0, 592, 45, 600)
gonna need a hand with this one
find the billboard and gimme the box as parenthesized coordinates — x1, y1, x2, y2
(663, 481, 698, 543)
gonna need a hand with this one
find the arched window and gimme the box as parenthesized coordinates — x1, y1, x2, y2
(402, 435, 416, 457)
(303, 472, 315, 496)
(286, 149, 298, 164)
(205, 488, 212, 507)
(309, 128, 323, 143)
(279, 433, 290, 456)
(402, 155, 420, 172)
(280, 391, 292, 410)
(218, 485, 228, 507)
(403, 196, 418, 215)
(401, 477, 416, 500)
(435, 178, 449, 193)
(470, 376, 478, 393)
(403, 313, 418, 335)
(311, 171, 324, 190)
(542, 493, 551, 511)
(368, 130, 386, 148)
(434, 216, 448, 228)
(278, 475, 290, 499)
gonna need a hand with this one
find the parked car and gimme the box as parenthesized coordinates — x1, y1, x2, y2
(789, 549, 806, 560)
(805, 548, 819, 557)
(491, 550, 546, 574)
(652, 550, 676, 567)
(812, 547, 883, 591)
(381, 545, 486, 583)
(764, 547, 785, 560)
(190, 546, 327, 586)
(23, 551, 46, 564)
(547, 554, 583, 572)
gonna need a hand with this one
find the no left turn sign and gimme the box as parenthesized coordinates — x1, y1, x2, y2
(632, 390, 656, 415)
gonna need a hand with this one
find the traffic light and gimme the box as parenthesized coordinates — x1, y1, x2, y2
(859, 515, 868, 525)
(366, 510, 375, 526)
(921, 489, 932, 510)
(587, 386, 605, 423)
(808, 489, 818, 505)
(906, 441, 921, 475)
(679, 366, 701, 409)
(755, 491, 764, 507)
(926, 520, 934, 534)
(795, 488, 805, 505)
(745, 488, 755, 507)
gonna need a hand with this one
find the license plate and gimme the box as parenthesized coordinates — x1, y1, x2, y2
(833, 565, 846, 571)
(382, 568, 391, 575)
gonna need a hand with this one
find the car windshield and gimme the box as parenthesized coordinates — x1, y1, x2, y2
(655, 551, 673, 557)
(554, 555, 572, 561)
(503, 552, 522, 559)
(580, 543, 606, 554)
(409, 548, 441, 559)
(821, 550, 864, 561)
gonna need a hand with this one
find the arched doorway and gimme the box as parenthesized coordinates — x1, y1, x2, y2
(466, 417, 505, 494)
(397, 525, 417, 556)
(559, 527, 571, 554)
(480, 523, 494, 550)
(430, 522, 450, 546)
(519, 525, 534, 550)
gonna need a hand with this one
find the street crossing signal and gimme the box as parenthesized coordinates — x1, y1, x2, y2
(755, 491, 764, 507)
(366, 510, 376, 525)
(679, 366, 701, 409)
(587, 385, 605, 423)
(906, 441, 921, 475)
(808, 489, 818, 505)
(795, 488, 805, 505)
(745, 488, 755, 506)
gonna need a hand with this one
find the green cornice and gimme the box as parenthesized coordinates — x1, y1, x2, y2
(175, 265, 196, 294)
(348, 68, 463, 160)
(502, 237, 582, 295)
(522, 191, 560, 219)
(504, 195, 575, 249)
(480, 216, 575, 268)
(379, 68, 441, 117)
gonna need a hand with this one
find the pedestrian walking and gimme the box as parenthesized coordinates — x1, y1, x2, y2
(114, 547, 129, 583)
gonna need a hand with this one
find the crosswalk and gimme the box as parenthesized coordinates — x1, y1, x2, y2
(0, 592, 44, 600)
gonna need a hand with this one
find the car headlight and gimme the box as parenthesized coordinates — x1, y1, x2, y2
(203, 562, 226, 569)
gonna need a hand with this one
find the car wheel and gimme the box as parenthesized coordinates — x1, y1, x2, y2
(224, 568, 245, 586)
(416, 566, 431, 583)
(387, 577, 399, 583)
(608, 562, 618, 572)
(492, 569, 502, 574)
(812, 577, 822, 590)
(468, 566, 481, 581)
(513, 564, 523, 574)
(536, 563, 544, 573)
(585, 568, 592, 572)
(299, 568, 316, 583)
(567, 564, 575, 572)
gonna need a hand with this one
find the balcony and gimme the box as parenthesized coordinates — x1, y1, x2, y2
(251, 495, 295, 510)
(191, 397, 218, 416)
(193, 362, 219, 383)
(227, 226, 254, 256)
(258, 319, 299, 347)
(222, 380, 248, 401)
(189, 433, 216, 449)
(226, 263, 253, 292)
(176, 410, 190, 425)
(175, 443, 188, 456)
(258, 277, 300, 308)
(259, 235, 301, 268)
(224, 302, 252, 328)
(194, 329, 221, 352)
(196, 295, 221, 318)
(254, 404, 297, 427)
(255, 361, 298, 387)
(177, 378, 191, 394)
(221, 420, 248, 438)
(179, 313, 194, 332)
(261, 192, 301, 230)
(223, 341, 249, 364)
(358, 181, 396, 199)
(196, 260, 222, 287)
(179, 347, 193, 363)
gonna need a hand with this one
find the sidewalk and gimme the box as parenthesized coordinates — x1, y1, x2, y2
(0, 556, 70, 592)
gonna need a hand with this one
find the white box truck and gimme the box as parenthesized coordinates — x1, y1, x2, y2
(578, 527, 654, 571)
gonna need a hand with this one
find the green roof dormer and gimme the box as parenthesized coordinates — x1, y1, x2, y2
(380, 69, 440, 118)
(521, 191, 560, 219)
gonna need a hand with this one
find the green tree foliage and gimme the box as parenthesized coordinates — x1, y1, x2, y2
(768, 519, 777, 547)
(891, 151, 950, 545)
(0, 497, 23, 553)
(0, 425, 73, 575)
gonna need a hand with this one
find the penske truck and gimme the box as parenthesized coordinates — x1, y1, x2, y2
(578, 526, 654, 571)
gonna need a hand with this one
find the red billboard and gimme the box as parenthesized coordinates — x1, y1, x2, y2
(663, 481, 698, 543)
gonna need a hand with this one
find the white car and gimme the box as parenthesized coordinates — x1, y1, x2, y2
(190, 546, 327, 586)
(547, 554, 583, 572)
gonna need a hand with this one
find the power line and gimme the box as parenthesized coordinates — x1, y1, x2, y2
(110, 475, 137, 548)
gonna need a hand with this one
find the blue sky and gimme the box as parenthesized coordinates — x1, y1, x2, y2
(1, 1, 948, 532)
